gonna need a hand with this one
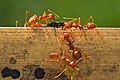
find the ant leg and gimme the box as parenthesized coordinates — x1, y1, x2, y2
(70, 18, 79, 23)
(25, 11, 34, 27)
(24, 22, 29, 27)
(84, 16, 94, 26)
(75, 58, 82, 65)
(44, 19, 49, 27)
(44, 20, 49, 39)
(25, 11, 29, 24)
(52, 28, 63, 56)
(63, 17, 76, 19)
(80, 49, 92, 64)
(77, 29, 88, 41)
(63, 17, 79, 23)
(95, 29, 103, 39)
(76, 17, 80, 25)
(70, 31, 77, 44)
(81, 29, 88, 41)
(79, 49, 91, 59)
(26, 11, 33, 20)
(54, 68, 67, 79)
(16, 21, 22, 27)
(24, 24, 35, 39)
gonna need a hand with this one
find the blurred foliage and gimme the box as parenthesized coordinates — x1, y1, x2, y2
(0, 0, 120, 27)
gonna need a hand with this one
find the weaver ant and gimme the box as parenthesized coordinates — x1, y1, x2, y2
(54, 57, 82, 79)
(49, 50, 82, 79)
(47, 16, 96, 30)
(16, 11, 44, 29)
(60, 32, 91, 61)
(83, 16, 96, 30)
(16, 9, 59, 29)
(62, 17, 82, 30)
(49, 46, 91, 79)
(38, 9, 59, 26)
(63, 17, 88, 41)
(82, 16, 103, 39)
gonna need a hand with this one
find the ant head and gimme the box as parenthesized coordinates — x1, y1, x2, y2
(63, 32, 70, 39)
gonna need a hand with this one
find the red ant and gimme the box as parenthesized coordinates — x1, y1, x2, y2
(83, 16, 96, 30)
(16, 9, 59, 29)
(54, 57, 82, 79)
(62, 16, 96, 30)
(61, 32, 75, 45)
(49, 51, 82, 79)
(49, 31, 91, 79)
(62, 17, 88, 41)
(82, 16, 103, 38)
(38, 9, 59, 26)
(16, 11, 44, 29)
(50, 52, 90, 79)
(63, 17, 83, 30)
(61, 32, 91, 60)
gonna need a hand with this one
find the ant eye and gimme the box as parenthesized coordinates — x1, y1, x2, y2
(34, 68, 45, 79)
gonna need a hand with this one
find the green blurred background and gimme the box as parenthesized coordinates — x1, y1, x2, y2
(0, 0, 120, 27)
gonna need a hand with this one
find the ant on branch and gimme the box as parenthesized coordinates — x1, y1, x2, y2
(16, 9, 60, 38)
(61, 32, 91, 60)
(50, 49, 90, 79)
(16, 9, 59, 29)
(83, 16, 96, 30)
(16, 11, 44, 29)
(54, 57, 82, 79)
(82, 16, 103, 38)
(62, 17, 82, 30)
(38, 9, 59, 26)
(62, 17, 88, 41)
(49, 32, 91, 79)
(49, 51, 82, 79)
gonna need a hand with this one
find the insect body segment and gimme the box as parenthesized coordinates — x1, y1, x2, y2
(47, 22, 64, 28)
(83, 16, 96, 30)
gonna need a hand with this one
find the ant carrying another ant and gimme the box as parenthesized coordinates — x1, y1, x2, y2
(49, 31, 91, 80)
(16, 9, 59, 29)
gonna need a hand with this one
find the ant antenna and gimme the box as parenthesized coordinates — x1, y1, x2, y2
(48, 9, 59, 19)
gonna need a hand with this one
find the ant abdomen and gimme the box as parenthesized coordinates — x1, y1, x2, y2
(47, 22, 64, 28)
(73, 48, 82, 60)
(85, 22, 96, 30)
